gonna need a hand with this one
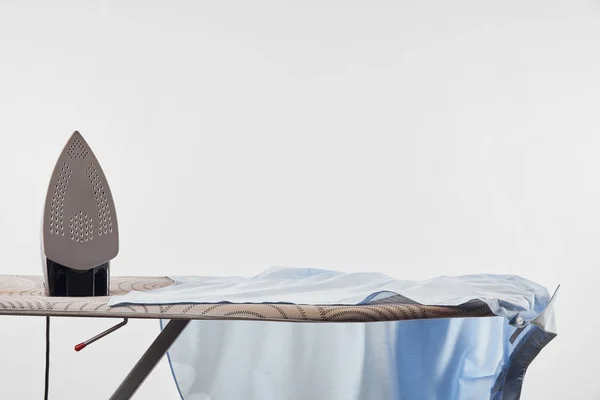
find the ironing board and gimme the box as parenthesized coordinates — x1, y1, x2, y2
(0, 274, 497, 399)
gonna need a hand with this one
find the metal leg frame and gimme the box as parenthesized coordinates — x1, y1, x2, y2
(110, 319, 190, 400)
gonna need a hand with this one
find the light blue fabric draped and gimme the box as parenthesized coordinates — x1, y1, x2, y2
(160, 316, 518, 400)
(108, 268, 556, 400)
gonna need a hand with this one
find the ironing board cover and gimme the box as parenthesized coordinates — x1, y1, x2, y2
(0, 275, 495, 322)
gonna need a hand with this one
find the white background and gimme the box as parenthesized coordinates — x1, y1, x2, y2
(0, 1, 598, 399)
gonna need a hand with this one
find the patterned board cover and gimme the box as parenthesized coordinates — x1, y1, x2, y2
(0, 275, 495, 323)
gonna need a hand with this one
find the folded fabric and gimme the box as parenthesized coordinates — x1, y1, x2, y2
(109, 266, 551, 321)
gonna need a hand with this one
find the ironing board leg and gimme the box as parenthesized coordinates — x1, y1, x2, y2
(109, 319, 190, 400)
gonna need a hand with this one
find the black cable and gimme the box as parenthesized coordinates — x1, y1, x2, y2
(44, 316, 50, 400)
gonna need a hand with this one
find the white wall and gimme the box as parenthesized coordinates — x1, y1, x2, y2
(0, 1, 598, 398)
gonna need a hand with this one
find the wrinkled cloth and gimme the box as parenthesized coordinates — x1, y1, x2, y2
(107, 267, 553, 400)
(109, 267, 550, 321)
(161, 315, 518, 400)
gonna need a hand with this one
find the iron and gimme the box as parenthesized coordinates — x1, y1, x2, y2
(41, 131, 119, 297)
